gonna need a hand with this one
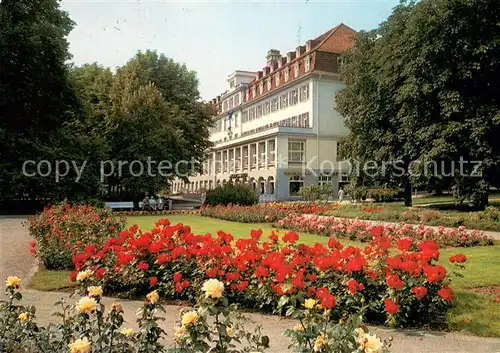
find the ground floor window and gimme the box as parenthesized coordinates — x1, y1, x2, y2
(318, 174, 332, 186)
(289, 175, 304, 196)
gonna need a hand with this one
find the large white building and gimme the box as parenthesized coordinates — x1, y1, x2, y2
(172, 24, 355, 201)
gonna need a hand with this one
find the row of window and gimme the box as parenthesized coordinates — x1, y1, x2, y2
(241, 84, 309, 123)
(222, 93, 241, 112)
(239, 112, 310, 139)
(250, 56, 311, 98)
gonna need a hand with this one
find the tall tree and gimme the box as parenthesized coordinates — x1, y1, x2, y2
(337, 0, 500, 208)
(103, 52, 213, 199)
(0, 0, 77, 206)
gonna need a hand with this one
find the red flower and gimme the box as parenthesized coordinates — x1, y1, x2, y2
(137, 262, 149, 271)
(205, 269, 217, 278)
(29, 240, 36, 247)
(148, 276, 158, 287)
(182, 280, 190, 288)
(316, 288, 336, 309)
(423, 265, 447, 283)
(29, 247, 37, 254)
(69, 271, 78, 282)
(346, 279, 363, 294)
(448, 254, 467, 263)
(396, 238, 412, 252)
(282, 231, 299, 244)
(173, 272, 183, 283)
(412, 286, 428, 299)
(384, 298, 400, 315)
(95, 267, 106, 279)
(437, 286, 454, 302)
(386, 274, 404, 290)
(370, 225, 384, 237)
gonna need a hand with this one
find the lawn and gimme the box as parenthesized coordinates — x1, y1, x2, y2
(323, 194, 500, 232)
(30, 214, 500, 337)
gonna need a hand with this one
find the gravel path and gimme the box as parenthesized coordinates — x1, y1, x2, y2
(0, 216, 37, 292)
(1, 216, 499, 353)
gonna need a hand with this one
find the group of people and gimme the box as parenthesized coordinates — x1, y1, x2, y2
(141, 195, 167, 211)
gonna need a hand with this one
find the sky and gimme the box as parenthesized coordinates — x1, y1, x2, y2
(61, 0, 401, 101)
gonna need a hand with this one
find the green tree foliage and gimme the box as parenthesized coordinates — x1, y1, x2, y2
(0, 0, 77, 205)
(337, 0, 500, 208)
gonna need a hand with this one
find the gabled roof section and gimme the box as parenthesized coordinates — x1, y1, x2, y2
(314, 23, 357, 53)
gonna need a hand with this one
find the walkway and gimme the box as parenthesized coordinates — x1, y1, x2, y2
(1, 217, 500, 353)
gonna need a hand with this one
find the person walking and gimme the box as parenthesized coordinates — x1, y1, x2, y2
(338, 187, 344, 202)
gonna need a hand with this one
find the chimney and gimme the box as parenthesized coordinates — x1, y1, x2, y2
(257, 71, 263, 79)
(296, 45, 306, 57)
(306, 40, 313, 52)
(286, 51, 296, 63)
(266, 49, 281, 67)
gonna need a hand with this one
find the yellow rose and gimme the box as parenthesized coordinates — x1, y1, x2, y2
(304, 298, 317, 310)
(146, 290, 159, 304)
(68, 337, 91, 353)
(76, 270, 93, 282)
(201, 279, 224, 299)
(363, 333, 383, 353)
(6, 276, 21, 288)
(18, 312, 28, 322)
(355, 327, 365, 338)
(174, 325, 187, 339)
(226, 327, 232, 336)
(120, 328, 134, 337)
(75, 296, 97, 314)
(293, 324, 304, 331)
(87, 286, 103, 297)
(181, 310, 199, 326)
(110, 301, 123, 312)
(313, 334, 328, 352)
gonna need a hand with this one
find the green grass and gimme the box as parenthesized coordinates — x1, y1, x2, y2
(127, 214, 364, 247)
(440, 246, 500, 337)
(30, 214, 500, 337)
(29, 268, 73, 291)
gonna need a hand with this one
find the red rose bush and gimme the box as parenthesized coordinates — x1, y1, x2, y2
(27, 202, 125, 269)
(71, 218, 467, 329)
(277, 214, 493, 247)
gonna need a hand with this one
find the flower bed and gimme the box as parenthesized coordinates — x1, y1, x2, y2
(27, 202, 126, 269)
(277, 214, 493, 248)
(70, 218, 468, 329)
(114, 210, 200, 216)
(1, 276, 391, 353)
(200, 202, 337, 223)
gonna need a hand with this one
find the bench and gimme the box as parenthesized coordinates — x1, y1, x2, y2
(105, 201, 134, 211)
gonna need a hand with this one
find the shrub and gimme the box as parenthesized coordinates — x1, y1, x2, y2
(27, 201, 126, 270)
(70, 218, 467, 329)
(277, 214, 493, 247)
(345, 185, 368, 202)
(298, 185, 334, 201)
(204, 183, 258, 206)
(0, 277, 276, 353)
(200, 202, 339, 223)
(367, 188, 402, 203)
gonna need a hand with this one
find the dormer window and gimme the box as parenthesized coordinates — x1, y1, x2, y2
(284, 69, 289, 82)
(305, 56, 310, 72)
(294, 63, 299, 77)
(266, 78, 271, 91)
(259, 82, 264, 94)
(276, 72, 280, 86)
(252, 86, 256, 98)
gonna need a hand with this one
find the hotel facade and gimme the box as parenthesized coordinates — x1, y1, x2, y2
(172, 24, 355, 201)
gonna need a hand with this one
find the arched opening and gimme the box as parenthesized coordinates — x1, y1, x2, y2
(258, 177, 265, 194)
(267, 176, 275, 195)
(289, 175, 304, 196)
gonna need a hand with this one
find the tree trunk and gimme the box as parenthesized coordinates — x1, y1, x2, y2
(403, 175, 412, 207)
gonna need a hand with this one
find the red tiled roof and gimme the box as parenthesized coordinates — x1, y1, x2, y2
(314, 23, 357, 53)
